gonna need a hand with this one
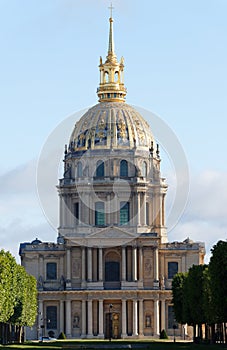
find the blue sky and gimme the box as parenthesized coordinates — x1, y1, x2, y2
(0, 0, 227, 262)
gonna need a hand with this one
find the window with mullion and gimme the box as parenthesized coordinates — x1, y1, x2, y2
(95, 202, 105, 226)
(120, 202, 129, 225)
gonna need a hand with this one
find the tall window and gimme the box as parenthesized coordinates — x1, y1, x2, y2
(142, 161, 147, 177)
(46, 306, 57, 329)
(120, 202, 130, 225)
(146, 202, 149, 225)
(74, 202, 79, 224)
(95, 202, 105, 226)
(120, 160, 128, 177)
(96, 160, 104, 177)
(46, 262, 57, 280)
(168, 262, 178, 279)
(77, 161, 82, 177)
(168, 305, 178, 329)
(105, 261, 120, 281)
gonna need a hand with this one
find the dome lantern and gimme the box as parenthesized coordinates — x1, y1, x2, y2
(97, 12, 127, 103)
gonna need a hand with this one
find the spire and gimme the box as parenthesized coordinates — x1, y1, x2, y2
(108, 17, 115, 56)
(97, 7, 127, 103)
(107, 4, 115, 58)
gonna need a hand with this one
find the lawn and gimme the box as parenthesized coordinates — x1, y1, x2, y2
(0, 340, 226, 350)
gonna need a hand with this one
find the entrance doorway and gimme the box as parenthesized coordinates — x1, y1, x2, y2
(105, 312, 120, 339)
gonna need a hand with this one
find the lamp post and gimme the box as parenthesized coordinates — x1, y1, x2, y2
(183, 325, 185, 340)
(109, 304, 113, 342)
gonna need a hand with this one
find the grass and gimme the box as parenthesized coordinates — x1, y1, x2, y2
(0, 340, 226, 350)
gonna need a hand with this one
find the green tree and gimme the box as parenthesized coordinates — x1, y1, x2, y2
(209, 240, 227, 342)
(0, 250, 17, 323)
(184, 264, 209, 340)
(172, 272, 188, 324)
(0, 250, 18, 343)
(10, 265, 37, 342)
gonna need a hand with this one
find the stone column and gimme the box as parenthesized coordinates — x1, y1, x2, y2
(132, 299, 138, 336)
(38, 300, 43, 339)
(153, 247, 159, 288)
(143, 192, 146, 225)
(87, 300, 93, 337)
(107, 193, 111, 225)
(132, 246, 137, 281)
(81, 300, 86, 338)
(59, 194, 63, 227)
(121, 299, 127, 338)
(139, 299, 144, 336)
(87, 248, 92, 282)
(154, 299, 160, 336)
(137, 192, 140, 226)
(66, 249, 72, 289)
(161, 300, 166, 332)
(38, 255, 44, 279)
(139, 247, 143, 281)
(81, 247, 86, 282)
(154, 248, 159, 280)
(122, 246, 126, 281)
(65, 300, 72, 338)
(59, 300, 64, 334)
(98, 248, 103, 281)
(98, 300, 104, 337)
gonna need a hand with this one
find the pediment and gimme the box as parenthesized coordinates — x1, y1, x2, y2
(89, 226, 136, 239)
(68, 226, 138, 247)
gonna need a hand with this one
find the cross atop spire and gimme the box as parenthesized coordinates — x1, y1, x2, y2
(108, 3, 114, 18)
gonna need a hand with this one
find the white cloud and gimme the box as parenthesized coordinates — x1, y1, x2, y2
(168, 170, 227, 263)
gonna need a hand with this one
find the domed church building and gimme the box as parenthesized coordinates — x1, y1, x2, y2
(20, 13, 205, 340)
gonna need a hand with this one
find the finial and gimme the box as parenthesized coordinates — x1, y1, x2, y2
(64, 144, 67, 155)
(149, 141, 154, 156)
(108, 7, 115, 56)
(156, 144, 160, 158)
(108, 3, 114, 18)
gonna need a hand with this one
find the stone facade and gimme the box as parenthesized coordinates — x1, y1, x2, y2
(20, 14, 205, 340)
(20, 239, 205, 339)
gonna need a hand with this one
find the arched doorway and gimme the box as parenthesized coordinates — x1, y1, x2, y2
(104, 251, 120, 289)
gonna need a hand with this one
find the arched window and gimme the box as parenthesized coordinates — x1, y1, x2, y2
(142, 161, 147, 177)
(115, 71, 119, 82)
(120, 160, 128, 177)
(77, 161, 82, 177)
(104, 71, 109, 83)
(105, 252, 120, 283)
(96, 160, 105, 177)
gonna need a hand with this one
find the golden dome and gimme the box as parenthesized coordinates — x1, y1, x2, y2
(69, 102, 154, 151)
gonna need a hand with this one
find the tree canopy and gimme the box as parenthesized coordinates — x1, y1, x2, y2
(0, 250, 37, 343)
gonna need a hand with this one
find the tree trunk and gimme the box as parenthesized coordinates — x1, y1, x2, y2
(193, 324, 197, 342)
(224, 323, 227, 344)
(19, 326, 23, 343)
